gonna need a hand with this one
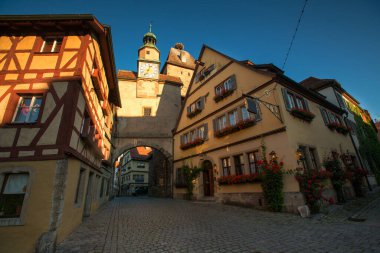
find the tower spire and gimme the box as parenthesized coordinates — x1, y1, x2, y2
(149, 22, 152, 33)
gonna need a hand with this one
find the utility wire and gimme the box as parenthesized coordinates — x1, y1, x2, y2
(282, 0, 309, 70)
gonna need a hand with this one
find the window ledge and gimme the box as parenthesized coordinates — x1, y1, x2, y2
(213, 89, 234, 103)
(33, 51, 60, 55)
(289, 108, 315, 122)
(0, 218, 23, 226)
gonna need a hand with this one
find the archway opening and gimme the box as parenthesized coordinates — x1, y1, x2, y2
(114, 146, 172, 198)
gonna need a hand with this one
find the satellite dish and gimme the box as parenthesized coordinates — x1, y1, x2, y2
(244, 96, 258, 114)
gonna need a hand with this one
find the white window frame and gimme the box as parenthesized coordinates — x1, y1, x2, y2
(12, 95, 42, 123)
(40, 38, 62, 53)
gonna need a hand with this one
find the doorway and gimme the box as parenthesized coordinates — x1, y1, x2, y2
(83, 172, 94, 217)
(202, 160, 214, 197)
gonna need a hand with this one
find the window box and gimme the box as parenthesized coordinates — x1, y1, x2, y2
(217, 173, 263, 185)
(180, 137, 205, 150)
(290, 107, 315, 122)
(335, 124, 350, 135)
(213, 89, 234, 103)
(187, 107, 202, 118)
(326, 122, 340, 130)
(237, 118, 256, 130)
(214, 125, 240, 138)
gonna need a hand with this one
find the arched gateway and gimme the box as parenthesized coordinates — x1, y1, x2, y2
(113, 26, 194, 198)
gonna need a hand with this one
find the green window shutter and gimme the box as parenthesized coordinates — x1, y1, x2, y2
(180, 135, 184, 145)
(230, 75, 237, 90)
(303, 98, 310, 111)
(320, 108, 329, 125)
(201, 96, 205, 109)
(255, 101, 262, 121)
(281, 88, 291, 110)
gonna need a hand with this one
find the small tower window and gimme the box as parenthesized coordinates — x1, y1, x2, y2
(143, 107, 152, 116)
(40, 37, 63, 53)
(146, 50, 150, 55)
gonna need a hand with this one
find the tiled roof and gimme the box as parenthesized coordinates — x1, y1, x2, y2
(118, 70, 137, 80)
(165, 47, 196, 70)
(130, 147, 152, 161)
(118, 70, 182, 85)
(300, 77, 336, 90)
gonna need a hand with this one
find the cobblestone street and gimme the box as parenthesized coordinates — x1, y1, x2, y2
(56, 197, 380, 253)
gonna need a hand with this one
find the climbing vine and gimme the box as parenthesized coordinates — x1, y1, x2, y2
(354, 114, 380, 184)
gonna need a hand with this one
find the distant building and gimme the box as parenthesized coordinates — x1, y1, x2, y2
(0, 14, 120, 253)
(119, 147, 151, 196)
(172, 45, 357, 212)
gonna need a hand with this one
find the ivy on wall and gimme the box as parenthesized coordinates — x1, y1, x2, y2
(354, 114, 380, 183)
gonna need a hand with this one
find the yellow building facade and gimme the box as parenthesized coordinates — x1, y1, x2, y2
(0, 15, 120, 253)
(173, 46, 357, 212)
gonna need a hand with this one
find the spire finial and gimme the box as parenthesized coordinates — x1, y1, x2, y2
(149, 22, 152, 33)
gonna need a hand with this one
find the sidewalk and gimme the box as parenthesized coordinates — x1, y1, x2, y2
(320, 186, 380, 224)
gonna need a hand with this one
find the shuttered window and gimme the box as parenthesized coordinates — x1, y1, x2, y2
(281, 88, 310, 111)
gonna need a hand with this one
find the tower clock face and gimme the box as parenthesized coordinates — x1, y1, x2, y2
(139, 62, 159, 79)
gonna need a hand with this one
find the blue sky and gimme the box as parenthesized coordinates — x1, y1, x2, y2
(1, 0, 379, 119)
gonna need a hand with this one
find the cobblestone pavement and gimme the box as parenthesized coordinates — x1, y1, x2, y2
(56, 196, 380, 253)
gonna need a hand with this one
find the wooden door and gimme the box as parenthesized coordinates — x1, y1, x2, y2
(202, 160, 214, 197)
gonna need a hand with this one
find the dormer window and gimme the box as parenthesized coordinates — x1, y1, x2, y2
(40, 37, 63, 53)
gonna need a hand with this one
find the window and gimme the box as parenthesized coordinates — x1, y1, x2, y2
(137, 163, 145, 168)
(320, 108, 343, 126)
(233, 155, 244, 175)
(180, 124, 208, 149)
(74, 169, 86, 204)
(228, 110, 238, 127)
(214, 75, 236, 102)
(13, 95, 42, 123)
(0, 173, 29, 218)
(194, 64, 215, 83)
(40, 37, 63, 53)
(213, 103, 260, 137)
(309, 148, 319, 170)
(176, 168, 186, 187)
(335, 91, 346, 109)
(282, 88, 310, 111)
(187, 96, 205, 117)
(143, 107, 152, 116)
(298, 145, 320, 171)
(221, 157, 231, 176)
(216, 115, 227, 132)
(146, 50, 150, 55)
(298, 146, 309, 171)
(248, 151, 260, 174)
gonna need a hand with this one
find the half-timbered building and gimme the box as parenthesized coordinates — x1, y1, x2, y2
(0, 15, 120, 253)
